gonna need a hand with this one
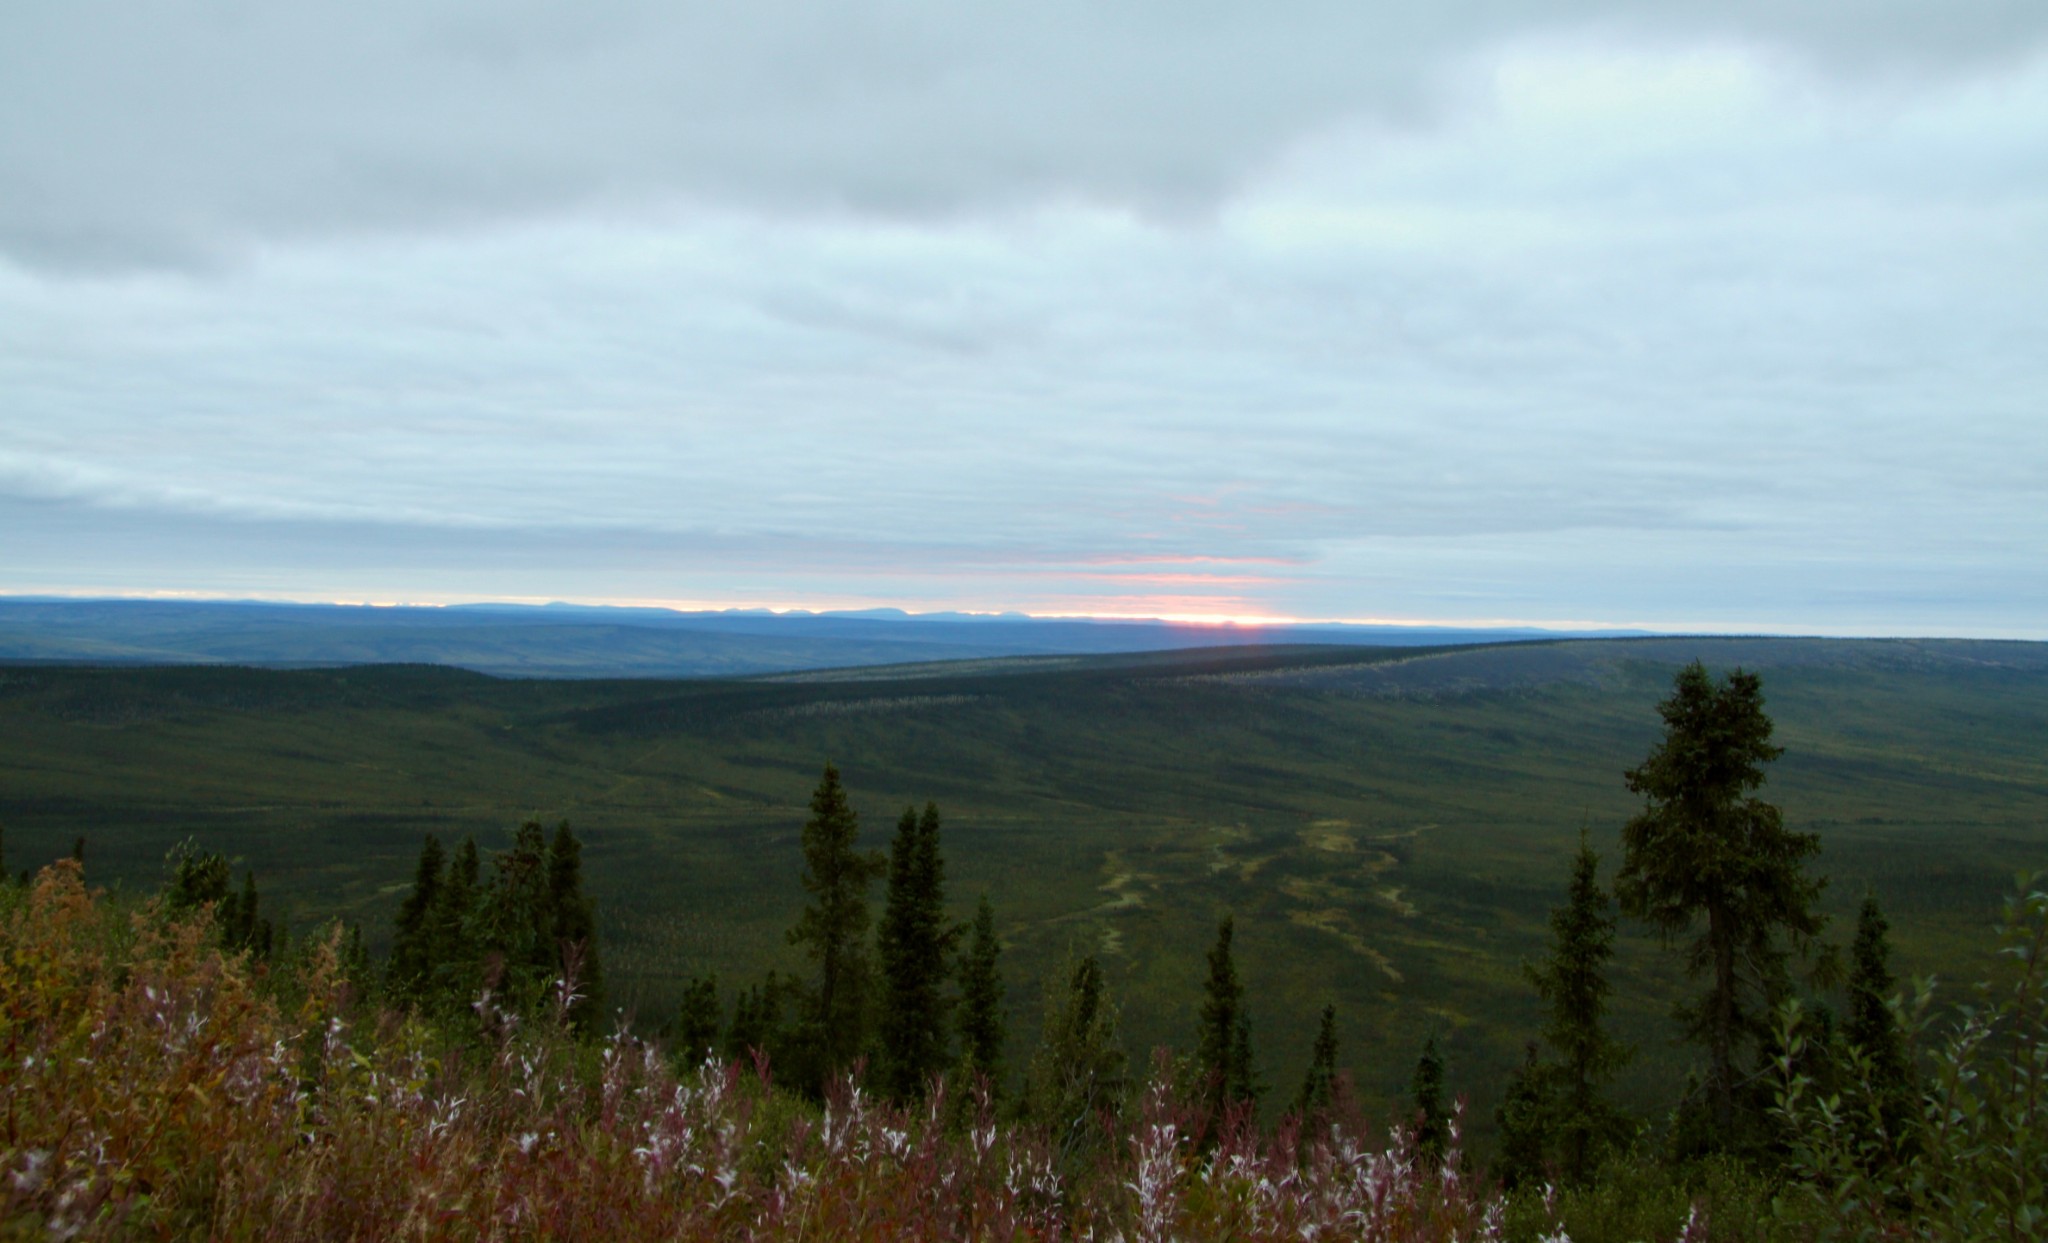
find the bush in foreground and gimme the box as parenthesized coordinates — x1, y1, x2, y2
(0, 861, 1505, 1240)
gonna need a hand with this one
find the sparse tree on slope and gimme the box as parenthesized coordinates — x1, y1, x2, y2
(1527, 832, 1632, 1183)
(1295, 1003, 1341, 1118)
(1026, 953, 1128, 1160)
(1196, 914, 1260, 1119)
(957, 891, 1007, 1094)
(388, 835, 444, 1002)
(787, 764, 885, 1092)
(1616, 661, 1824, 1147)
(545, 820, 603, 1030)
(1844, 893, 1914, 1164)
(878, 801, 960, 1101)
(675, 973, 721, 1068)
(426, 836, 482, 1004)
(1412, 1035, 1450, 1168)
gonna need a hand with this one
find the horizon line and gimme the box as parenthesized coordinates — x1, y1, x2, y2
(2, 588, 2041, 642)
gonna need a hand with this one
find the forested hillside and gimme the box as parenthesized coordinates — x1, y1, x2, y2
(4, 635, 2042, 1139)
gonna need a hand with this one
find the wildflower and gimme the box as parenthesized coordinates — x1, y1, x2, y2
(9, 1150, 50, 1194)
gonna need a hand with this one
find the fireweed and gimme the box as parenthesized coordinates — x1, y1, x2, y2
(3, 863, 1726, 1241)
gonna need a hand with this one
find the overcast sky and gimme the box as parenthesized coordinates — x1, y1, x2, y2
(4, 2, 2044, 634)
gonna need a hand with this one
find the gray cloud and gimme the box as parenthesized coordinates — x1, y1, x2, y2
(2, 6, 2044, 634)
(5, 1, 2047, 269)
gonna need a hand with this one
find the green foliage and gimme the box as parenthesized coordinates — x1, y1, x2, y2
(383, 823, 602, 1031)
(5, 644, 2044, 1131)
(545, 820, 604, 1030)
(429, 835, 482, 1001)
(219, 868, 274, 958)
(1842, 893, 1913, 1158)
(1412, 1035, 1449, 1167)
(1500, 1150, 1780, 1243)
(1295, 1003, 1340, 1118)
(726, 970, 792, 1067)
(1493, 1042, 1549, 1191)
(955, 891, 1006, 1092)
(386, 834, 444, 1003)
(876, 801, 959, 1101)
(1773, 873, 2048, 1242)
(1616, 662, 1824, 1151)
(785, 763, 886, 1094)
(1195, 914, 1260, 1119)
(162, 845, 273, 959)
(1524, 832, 1632, 1183)
(1025, 952, 1128, 1161)
(164, 843, 232, 913)
(674, 972, 721, 1068)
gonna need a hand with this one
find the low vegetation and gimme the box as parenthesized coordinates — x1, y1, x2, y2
(2, 659, 2043, 1238)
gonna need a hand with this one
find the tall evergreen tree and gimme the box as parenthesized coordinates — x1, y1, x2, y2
(675, 973, 721, 1068)
(1195, 915, 1259, 1116)
(425, 836, 482, 1006)
(1844, 893, 1914, 1159)
(166, 846, 232, 913)
(1025, 954, 1128, 1161)
(481, 820, 554, 1014)
(1615, 661, 1824, 1143)
(388, 835, 445, 1001)
(545, 820, 603, 1031)
(1295, 1003, 1340, 1118)
(220, 869, 273, 958)
(786, 764, 885, 1091)
(1412, 1035, 1450, 1168)
(956, 892, 1006, 1093)
(1527, 832, 1632, 1184)
(726, 971, 790, 1067)
(877, 802, 959, 1100)
(1493, 1042, 1551, 1190)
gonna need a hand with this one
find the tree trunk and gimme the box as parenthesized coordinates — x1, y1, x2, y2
(1709, 901, 1736, 1134)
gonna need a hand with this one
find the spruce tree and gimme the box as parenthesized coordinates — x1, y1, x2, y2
(675, 973, 721, 1068)
(545, 821, 603, 1030)
(166, 847, 232, 913)
(957, 892, 1007, 1093)
(482, 821, 554, 1015)
(425, 836, 482, 1007)
(786, 764, 885, 1091)
(1845, 894, 1914, 1160)
(1412, 1035, 1449, 1167)
(388, 835, 445, 1002)
(1493, 1042, 1551, 1190)
(1616, 661, 1824, 1144)
(222, 869, 273, 958)
(1196, 914, 1259, 1116)
(1025, 953, 1128, 1160)
(1295, 1003, 1340, 1118)
(1527, 832, 1631, 1184)
(726, 971, 789, 1067)
(877, 802, 959, 1100)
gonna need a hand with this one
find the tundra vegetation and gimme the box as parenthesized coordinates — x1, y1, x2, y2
(1, 659, 2044, 1239)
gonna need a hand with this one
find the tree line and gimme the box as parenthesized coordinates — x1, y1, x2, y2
(105, 660, 1935, 1192)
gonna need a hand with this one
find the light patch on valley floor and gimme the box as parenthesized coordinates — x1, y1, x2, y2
(1281, 875, 1353, 905)
(1365, 823, 1440, 844)
(1376, 886, 1418, 917)
(1288, 908, 1404, 982)
(1300, 820, 1356, 853)
(1205, 823, 1253, 874)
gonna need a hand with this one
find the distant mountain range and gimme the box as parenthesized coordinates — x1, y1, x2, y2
(0, 597, 1649, 679)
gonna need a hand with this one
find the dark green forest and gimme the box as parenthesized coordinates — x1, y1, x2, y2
(3, 635, 2044, 1137)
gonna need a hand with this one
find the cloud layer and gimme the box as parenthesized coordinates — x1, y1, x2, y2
(4, 4, 2045, 633)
